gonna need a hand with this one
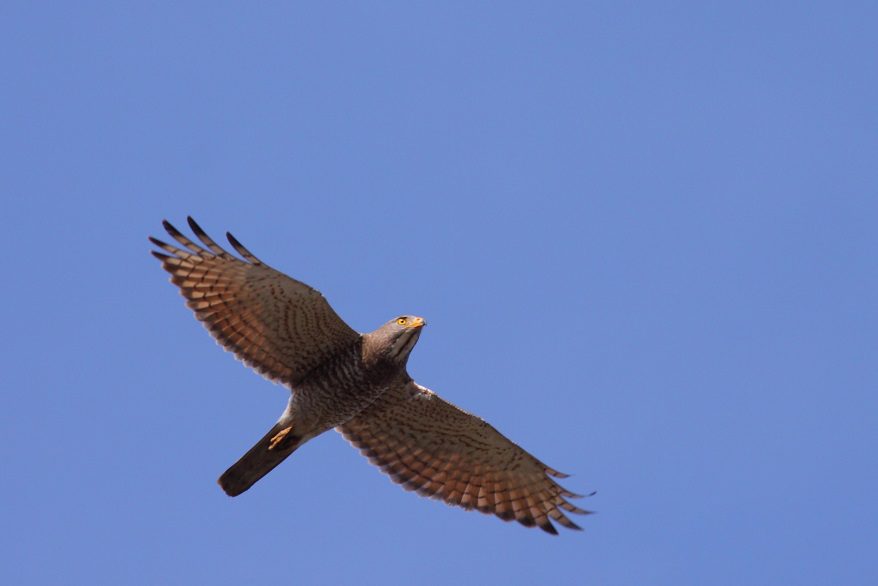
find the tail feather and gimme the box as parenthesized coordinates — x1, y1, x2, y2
(218, 422, 302, 496)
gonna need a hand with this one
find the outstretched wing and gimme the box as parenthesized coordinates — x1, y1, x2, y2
(150, 217, 359, 388)
(339, 381, 590, 534)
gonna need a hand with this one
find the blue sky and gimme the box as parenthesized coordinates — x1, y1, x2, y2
(2, 2, 876, 584)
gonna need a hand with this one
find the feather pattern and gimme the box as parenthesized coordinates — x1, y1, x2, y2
(150, 217, 359, 388)
(340, 381, 591, 534)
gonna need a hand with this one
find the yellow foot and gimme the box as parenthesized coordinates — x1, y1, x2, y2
(268, 426, 293, 450)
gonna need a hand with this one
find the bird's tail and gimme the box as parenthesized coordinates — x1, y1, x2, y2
(218, 421, 303, 496)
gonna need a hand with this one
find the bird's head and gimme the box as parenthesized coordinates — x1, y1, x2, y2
(371, 315, 426, 364)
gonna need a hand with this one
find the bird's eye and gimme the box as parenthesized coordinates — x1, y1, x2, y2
(396, 317, 407, 325)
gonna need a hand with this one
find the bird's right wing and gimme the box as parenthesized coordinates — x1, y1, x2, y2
(339, 381, 590, 534)
(150, 217, 360, 388)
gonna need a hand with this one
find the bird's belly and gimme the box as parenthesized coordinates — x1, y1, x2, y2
(293, 372, 391, 434)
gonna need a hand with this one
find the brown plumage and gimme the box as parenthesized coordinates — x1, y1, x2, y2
(150, 217, 591, 534)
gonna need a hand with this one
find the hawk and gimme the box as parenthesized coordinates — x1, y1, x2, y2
(150, 217, 590, 534)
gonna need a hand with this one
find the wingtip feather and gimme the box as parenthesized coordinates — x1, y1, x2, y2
(545, 467, 570, 479)
(186, 215, 203, 235)
(226, 231, 263, 264)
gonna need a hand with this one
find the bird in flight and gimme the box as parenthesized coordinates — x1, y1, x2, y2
(150, 217, 590, 534)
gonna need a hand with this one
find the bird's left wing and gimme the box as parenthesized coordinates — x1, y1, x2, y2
(150, 217, 360, 388)
(338, 381, 590, 534)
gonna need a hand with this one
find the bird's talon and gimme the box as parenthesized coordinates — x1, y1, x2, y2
(269, 426, 293, 450)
